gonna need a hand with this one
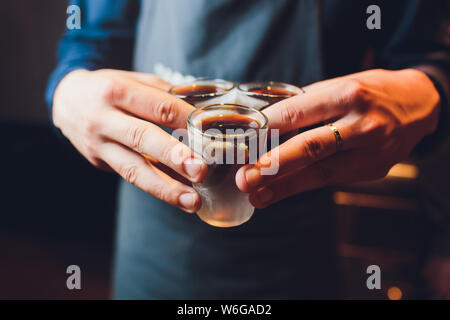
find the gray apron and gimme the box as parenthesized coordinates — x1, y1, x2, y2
(113, 0, 340, 299)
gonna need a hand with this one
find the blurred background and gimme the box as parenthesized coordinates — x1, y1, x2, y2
(1, 1, 448, 299)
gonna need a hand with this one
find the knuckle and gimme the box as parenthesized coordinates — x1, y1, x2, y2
(153, 182, 176, 203)
(127, 125, 149, 153)
(102, 79, 126, 104)
(84, 137, 98, 156)
(159, 139, 178, 165)
(87, 157, 104, 169)
(280, 104, 304, 128)
(152, 183, 165, 201)
(300, 135, 325, 161)
(85, 112, 102, 135)
(119, 164, 139, 185)
(343, 78, 370, 106)
(359, 116, 384, 137)
(154, 99, 177, 125)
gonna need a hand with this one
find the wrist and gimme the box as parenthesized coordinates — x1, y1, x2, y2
(52, 69, 89, 128)
(411, 66, 449, 155)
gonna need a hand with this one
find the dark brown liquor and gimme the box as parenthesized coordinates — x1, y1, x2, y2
(196, 114, 261, 133)
(187, 104, 268, 227)
(248, 87, 298, 105)
(171, 85, 227, 105)
(172, 84, 225, 97)
(196, 114, 261, 168)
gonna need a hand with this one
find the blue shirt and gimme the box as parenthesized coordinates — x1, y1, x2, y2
(47, 0, 449, 111)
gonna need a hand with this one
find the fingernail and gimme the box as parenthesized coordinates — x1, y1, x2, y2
(183, 158, 204, 179)
(179, 192, 197, 211)
(245, 167, 260, 187)
(256, 188, 273, 206)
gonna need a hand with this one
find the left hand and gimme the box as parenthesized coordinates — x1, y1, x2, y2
(236, 69, 441, 208)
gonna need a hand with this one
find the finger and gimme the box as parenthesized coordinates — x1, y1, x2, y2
(149, 158, 193, 186)
(300, 79, 338, 93)
(116, 70, 173, 91)
(100, 110, 208, 183)
(236, 119, 352, 192)
(105, 77, 195, 129)
(99, 142, 201, 213)
(263, 78, 364, 134)
(249, 148, 389, 208)
(301, 73, 355, 92)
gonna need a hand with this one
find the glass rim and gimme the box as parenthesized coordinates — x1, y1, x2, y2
(187, 103, 269, 138)
(169, 78, 236, 99)
(237, 81, 304, 98)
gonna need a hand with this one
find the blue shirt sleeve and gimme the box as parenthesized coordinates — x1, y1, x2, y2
(45, 0, 140, 122)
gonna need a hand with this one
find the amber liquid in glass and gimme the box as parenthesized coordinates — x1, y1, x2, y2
(198, 114, 261, 133)
(249, 87, 297, 105)
(191, 114, 263, 227)
(172, 85, 226, 105)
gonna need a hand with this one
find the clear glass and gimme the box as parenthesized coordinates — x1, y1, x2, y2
(237, 81, 304, 110)
(187, 104, 268, 228)
(169, 78, 235, 107)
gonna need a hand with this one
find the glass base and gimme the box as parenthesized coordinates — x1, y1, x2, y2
(196, 205, 255, 228)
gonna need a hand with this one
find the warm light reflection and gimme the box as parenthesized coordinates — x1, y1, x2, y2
(333, 192, 416, 211)
(387, 163, 418, 179)
(142, 153, 159, 164)
(387, 286, 403, 300)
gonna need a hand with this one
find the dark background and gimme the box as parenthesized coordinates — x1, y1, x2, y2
(0, 0, 447, 300)
(0, 1, 117, 299)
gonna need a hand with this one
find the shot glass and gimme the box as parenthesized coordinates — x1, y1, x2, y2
(169, 78, 236, 107)
(237, 81, 304, 110)
(187, 104, 268, 227)
(238, 81, 305, 143)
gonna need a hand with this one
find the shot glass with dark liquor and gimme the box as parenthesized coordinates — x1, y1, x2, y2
(237, 81, 304, 110)
(238, 81, 305, 143)
(187, 104, 268, 227)
(169, 79, 235, 107)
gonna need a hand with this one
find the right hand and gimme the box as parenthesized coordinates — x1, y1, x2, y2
(52, 69, 207, 213)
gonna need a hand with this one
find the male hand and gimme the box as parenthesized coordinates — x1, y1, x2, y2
(53, 69, 207, 213)
(236, 69, 440, 208)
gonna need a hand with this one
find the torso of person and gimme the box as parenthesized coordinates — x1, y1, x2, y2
(113, 0, 371, 299)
